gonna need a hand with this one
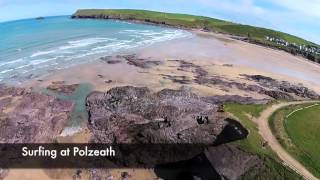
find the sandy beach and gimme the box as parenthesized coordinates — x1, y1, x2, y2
(6, 30, 320, 180)
(23, 30, 320, 95)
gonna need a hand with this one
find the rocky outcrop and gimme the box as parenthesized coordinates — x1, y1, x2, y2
(86, 86, 236, 144)
(202, 95, 270, 105)
(86, 86, 254, 178)
(167, 60, 318, 101)
(123, 54, 162, 69)
(154, 144, 262, 180)
(100, 56, 122, 64)
(243, 74, 320, 100)
(100, 54, 162, 69)
(204, 145, 262, 180)
(0, 85, 74, 143)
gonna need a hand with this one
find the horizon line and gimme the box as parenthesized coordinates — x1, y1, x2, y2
(0, 8, 319, 45)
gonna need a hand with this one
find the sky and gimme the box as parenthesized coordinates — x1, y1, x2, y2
(0, 0, 319, 44)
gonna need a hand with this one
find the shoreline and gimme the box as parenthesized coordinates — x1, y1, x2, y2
(21, 30, 320, 93)
(71, 10, 320, 65)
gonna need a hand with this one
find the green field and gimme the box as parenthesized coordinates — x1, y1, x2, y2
(269, 103, 320, 178)
(73, 9, 319, 48)
(225, 103, 302, 180)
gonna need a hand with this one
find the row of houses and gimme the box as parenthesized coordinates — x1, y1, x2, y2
(265, 36, 320, 55)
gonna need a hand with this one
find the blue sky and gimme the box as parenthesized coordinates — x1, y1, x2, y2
(1, 0, 320, 44)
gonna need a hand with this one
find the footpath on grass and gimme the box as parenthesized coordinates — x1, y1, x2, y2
(256, 101, 319, 180)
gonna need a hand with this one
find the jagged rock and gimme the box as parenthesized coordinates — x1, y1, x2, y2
(154, 144, 260, 180)
(161, 74, 192, 84)
(169, 60, 318, 100)
(100, 54, 162, 69)
(123, 54, 162, 68)
(243, 74, 320, 99)
(86, 86, 231, 144)
(202, 95, 270, 105)
(0, 85, 74, 143)
(100, 56, 122, 64)
(262, 90, 293, 100)
(86, 86, 248, 167)
(204, 145, 262, 180)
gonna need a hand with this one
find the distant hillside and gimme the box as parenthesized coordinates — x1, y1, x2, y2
(72, 9, 320, 63)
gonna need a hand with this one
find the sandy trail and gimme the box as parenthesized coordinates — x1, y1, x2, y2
(257, 101, 320, 180)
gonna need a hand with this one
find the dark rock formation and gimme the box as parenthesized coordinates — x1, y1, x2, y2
(170, 60, 318, 100)
(100, 54, 162, 69)
(243, 74, 320, 99)
(47, 81, 79, 94)
(204, 145, 262, 180)
(174, 59, 209, 78)
(86, 86, 252, 178)
(261, 90, 293, 100)
(123, 54, 162, 69)
(86, 86, 232, 144)
(100, 56, 122, 64)
(161, 74, 192, 84)
(0, 85, 74, 143)
(202, 95, 270, 105)
(154, 144, 261, 180)
(154, 153, 222, 180)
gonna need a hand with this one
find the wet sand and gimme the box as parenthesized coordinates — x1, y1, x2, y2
(23, 30, 320, 94)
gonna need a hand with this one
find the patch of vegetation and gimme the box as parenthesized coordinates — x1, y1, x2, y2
(225, 103, 302, 179)
(269, 103, 320, 178)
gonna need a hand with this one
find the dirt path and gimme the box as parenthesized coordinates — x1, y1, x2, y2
(257, 101, 319, 180)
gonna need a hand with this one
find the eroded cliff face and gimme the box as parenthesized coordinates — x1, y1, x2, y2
(85, 86, 260, 179)
(0, 85, 74, 143)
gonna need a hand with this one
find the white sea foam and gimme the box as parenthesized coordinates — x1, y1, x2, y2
(14, 64, 32, 70)
(30, 57, 58, 65)
(31, 50, 56, 58)
(0, 58, 25, 67)
(59, 37, 115, 50)
(0, 69, 13, 74)
(91, 41, 128, 51)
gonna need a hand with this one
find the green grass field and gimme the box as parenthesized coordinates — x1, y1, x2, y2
(225, 103, 302, 180)
(73, 9, 319, 48)
(269, 103, 320, 178)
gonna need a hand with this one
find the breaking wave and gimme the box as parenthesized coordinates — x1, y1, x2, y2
(0, 18, 192, 83)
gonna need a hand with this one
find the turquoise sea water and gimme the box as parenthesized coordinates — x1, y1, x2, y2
(0, 16, 191, 84)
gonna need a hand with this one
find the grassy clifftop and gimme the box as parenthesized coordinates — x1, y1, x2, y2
(72, 9, 317, 47)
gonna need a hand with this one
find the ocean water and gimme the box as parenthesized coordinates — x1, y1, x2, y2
(0, 16, 191, 84)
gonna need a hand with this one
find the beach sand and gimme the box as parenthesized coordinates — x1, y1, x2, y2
(6, 30, 320, 180)
(23, 30, 320, 94)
